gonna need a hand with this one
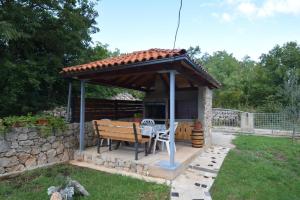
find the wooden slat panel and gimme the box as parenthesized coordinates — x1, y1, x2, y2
(175, 122, 193, 141)
(93, 120, 142, 140)
(72, 97, 143, 122)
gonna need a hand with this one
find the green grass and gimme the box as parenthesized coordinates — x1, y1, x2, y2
(211, 135, 300, 200)
(0, 164, 170, 200)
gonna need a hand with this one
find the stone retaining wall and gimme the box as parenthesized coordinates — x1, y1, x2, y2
(74, 150, 149, 176)
(0, 122, 96, 176)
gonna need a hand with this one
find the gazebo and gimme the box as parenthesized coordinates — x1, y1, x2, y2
(61, 48, 220, 169)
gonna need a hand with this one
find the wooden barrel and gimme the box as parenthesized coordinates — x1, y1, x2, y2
(191, 129, 204, 148)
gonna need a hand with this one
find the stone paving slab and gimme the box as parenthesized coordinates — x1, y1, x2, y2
(171, 146, 231, 200)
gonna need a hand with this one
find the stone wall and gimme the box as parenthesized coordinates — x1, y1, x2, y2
(74, 150, 150, 176)
(0, 122, 95, 176)
(198, 86, 213, 146)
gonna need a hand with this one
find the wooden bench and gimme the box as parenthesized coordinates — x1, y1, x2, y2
(92, 119, 150, 160)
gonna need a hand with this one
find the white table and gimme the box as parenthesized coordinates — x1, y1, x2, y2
(141, 124, 166, 153)
(141, 124, 166, 137)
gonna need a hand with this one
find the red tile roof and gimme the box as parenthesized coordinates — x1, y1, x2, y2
(61, 48, 187, 74)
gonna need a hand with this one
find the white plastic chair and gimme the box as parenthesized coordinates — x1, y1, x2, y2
(141, 119, 155, 126)
(152, 122, 179, 155)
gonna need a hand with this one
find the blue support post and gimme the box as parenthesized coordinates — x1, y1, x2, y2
(169, 71, 175, 167)
(79, 80, 86, 151)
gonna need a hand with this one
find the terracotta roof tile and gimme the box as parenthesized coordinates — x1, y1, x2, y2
(61, 48, 187, 74)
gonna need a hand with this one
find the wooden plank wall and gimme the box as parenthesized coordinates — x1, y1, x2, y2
(175, 122, 194, 141)
(72, 97, 143, 122)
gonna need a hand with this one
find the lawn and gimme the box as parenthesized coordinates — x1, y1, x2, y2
(0, 164, 170, 200)
(211, 135, 300, 200)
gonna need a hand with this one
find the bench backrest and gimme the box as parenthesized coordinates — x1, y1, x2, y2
(92, 119, 142, 141)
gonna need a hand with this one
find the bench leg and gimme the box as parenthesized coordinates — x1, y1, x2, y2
(109, 140, 112, 151)
(145, 142, 148, 156)
(97, 134, 100, 154)
(135, 142, 139, 160)
(115, 141, 121, 150)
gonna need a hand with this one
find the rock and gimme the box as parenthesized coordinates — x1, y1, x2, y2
(0, 167, 5, 174)
(19, 140, 34, 146)
(130, 163, 137, 172)
(60, 187, 74, 199)
(11, 142, 18, 148)
(17, 146, 31, 153)
(25, 156, 36, 168)
(52, 141, 60, 149)
(50, 192, 62, 200)
(47, 136, 56, 143)
(5, 132, 18, 141)
(18, 133, 28, 141)
(37, 153, 47, 165)
(42, 143, 51, 151)
(28, 132, 39, 139)
(47, 149, 57, 163)
(0, 140, 9, 153)
(137, 165, 144, 174)
(94, 155, 104, 165)
(56, 144, 64, 155)
(61, 151, 69, 161)
(74, 151, 84, 161)
(47, 186, 59, 195)
(6, 164, 25, 173)
(5, 148, 16, 157)
(68, 179, 90, 196)
(31, 147, 41, 155)
(18, 153, 30, 164)
(0, 157, 10, 167)
(47, 149, 56, 158)
(9, 156, 19, 167)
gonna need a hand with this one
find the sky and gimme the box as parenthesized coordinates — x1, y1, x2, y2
(92, 0, 300, 61)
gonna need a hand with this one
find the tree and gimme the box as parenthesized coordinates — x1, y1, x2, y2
(0, 0, 99, 117)
(201, 51, 244, 109)
(282, 68, 300, 137)
(259, 42, 300, 111)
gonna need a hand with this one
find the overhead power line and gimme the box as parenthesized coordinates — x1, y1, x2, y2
(173, 0, 183, 49)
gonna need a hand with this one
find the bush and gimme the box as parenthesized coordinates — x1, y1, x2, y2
(0, 114, 67, 136)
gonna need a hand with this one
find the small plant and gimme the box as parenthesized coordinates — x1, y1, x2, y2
(0, 114, 67, 137)
(133, 113, 142, 118)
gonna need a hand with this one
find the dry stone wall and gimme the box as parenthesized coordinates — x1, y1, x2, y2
(0, 122, 95, 176)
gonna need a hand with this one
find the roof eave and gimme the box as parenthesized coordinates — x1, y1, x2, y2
(61, 55, 221, 89)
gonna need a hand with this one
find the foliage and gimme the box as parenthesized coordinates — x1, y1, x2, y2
(133, 113, 143, 118)
(190, 41, 300, 112)
(282, 68, 300, 134)
(0, 114, 67, 136)
(0, 164, 170, 200)
(0, 0, 99, 117)
(211, 135, 300, 200)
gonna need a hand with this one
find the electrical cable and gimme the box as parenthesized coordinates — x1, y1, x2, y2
(173, 0, 183, 49)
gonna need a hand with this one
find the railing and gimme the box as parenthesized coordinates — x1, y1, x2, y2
(212, 108, 242, 127)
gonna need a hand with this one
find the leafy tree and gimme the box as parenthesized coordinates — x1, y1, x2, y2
(259, 42, 300, 111)
(189, 41, 300, 112)
(0, 0, 99, 117)
(201, 51, 244, 108)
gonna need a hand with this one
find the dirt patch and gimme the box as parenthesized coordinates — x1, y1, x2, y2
(139, 191, 169, 200)
(273, 152, 287, 161)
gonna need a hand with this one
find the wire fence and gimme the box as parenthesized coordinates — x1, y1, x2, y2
(213, 108, 300, 134)
(254, 113, 300, 132)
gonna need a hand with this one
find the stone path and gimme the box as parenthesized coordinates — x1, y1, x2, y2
(171, 146, 231, 200)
